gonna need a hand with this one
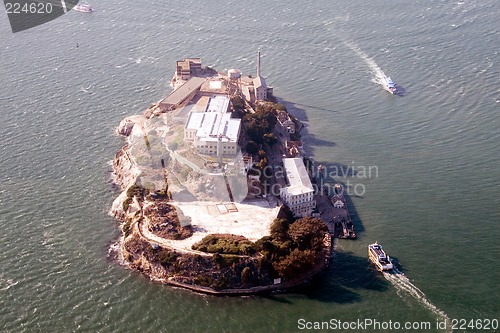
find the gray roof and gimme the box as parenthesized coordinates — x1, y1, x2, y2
(282, 158, 314, 195)
(253, 76, 267, 88)
(185, 96, 241, 142)
(161, 77, 206, 106)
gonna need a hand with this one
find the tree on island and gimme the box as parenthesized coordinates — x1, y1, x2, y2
(270, 217, 327, 277)
(288, 217, 328, 251)
(245, 140, 259, 155)
(242, 103, 278, 145)
(230, 96, 247, 118)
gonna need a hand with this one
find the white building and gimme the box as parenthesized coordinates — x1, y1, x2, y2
(253, 76, 268, 101)
(280, 158, 316, 218)
(241, 51, 273, 102)
(184, 95, 241, 156)
(332, 198, 345, 209)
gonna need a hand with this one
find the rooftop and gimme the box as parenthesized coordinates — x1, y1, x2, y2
(282, 158, 314, 196)
(206, 95, 230, 113)
(253, 76, 267, 88)
(176, 58, 202, 70)
(160, 77, 206, 107)
(185, 96, 241, 142)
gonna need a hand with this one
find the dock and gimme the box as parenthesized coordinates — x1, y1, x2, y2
(315, 188, 357, 239)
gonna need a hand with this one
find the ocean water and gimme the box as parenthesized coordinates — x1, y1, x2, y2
(0, 0, 499, 332)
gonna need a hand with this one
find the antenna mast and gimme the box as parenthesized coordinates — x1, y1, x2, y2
(257, 50, 261, 77)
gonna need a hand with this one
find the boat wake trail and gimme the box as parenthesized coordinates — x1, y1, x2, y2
(342, 40, 387, 86)
(383, 267, 451, 332)
(0, 276, 18, 291)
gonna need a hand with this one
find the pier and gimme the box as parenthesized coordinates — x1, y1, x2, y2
(315, 187, 356, 239)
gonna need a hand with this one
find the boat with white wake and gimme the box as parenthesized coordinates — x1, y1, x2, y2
(382, 76, 397, 94)
(380, 75, 405, 96)
(368, 242, 393, 271)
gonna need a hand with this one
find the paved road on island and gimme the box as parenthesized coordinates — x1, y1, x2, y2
(133, 200, 211, 256)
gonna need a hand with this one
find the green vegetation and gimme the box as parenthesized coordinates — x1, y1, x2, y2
(245, 140, 259, 155)
(269, 217, 290, 241)
(274, 103, 286, 111)
(288, 217, 328, 251)
(157, 248, 178, 267)
(255, 216, 328, 278)
(212, 253, 242, 268)
(122, 184, 148, 212)
(242, 103, 278, 145)
(273, 248, 316, 277)
(243, 102, 284, 183)
(241, 266, 252, 286)
(193, 275, 227, 291)
(122, 217, 133, 237)
(191, 217, 328, 280)
(146, 200, 192, 240)
(192, 234, 256, 255)
(230, 96, 247, 118)
(127, 184, 147, 198)
(124, 216, 328, 291)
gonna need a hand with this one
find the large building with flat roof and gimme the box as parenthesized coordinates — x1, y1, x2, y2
(184, 95, 241, 156)
(159, 77, 206, 111)
(280, 158, 316, 217)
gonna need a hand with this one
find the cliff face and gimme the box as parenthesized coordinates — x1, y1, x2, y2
(111, 114, 152, 220)
(111, 146, 140, 220)
(117, 118, 135, 136)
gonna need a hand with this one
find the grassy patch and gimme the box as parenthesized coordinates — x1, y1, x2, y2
(192, 234, 256, 255)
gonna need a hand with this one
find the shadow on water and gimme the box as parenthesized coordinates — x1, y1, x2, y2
(394, 85, 406, 97)
(261, 294, 293, 304)
(305, 136, 336, 148)
(337, 180, 366, 234)
(267, 100, 379, 302)
(293, 252, 389, 303)
(291, 102, 341, 114)
(279, 100, 327, 157)
(309, 160, 367, 235)
(387, 255, 404, 273)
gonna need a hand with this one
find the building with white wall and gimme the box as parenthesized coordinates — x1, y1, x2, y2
(184, 95, 241, 156)
(253, 76, 268, 101)
(280, 158, 315, 217)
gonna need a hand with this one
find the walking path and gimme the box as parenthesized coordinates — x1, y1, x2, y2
(135, 199, 280, 255)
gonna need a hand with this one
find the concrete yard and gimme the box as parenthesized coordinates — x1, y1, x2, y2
(155, 200, 280, 252)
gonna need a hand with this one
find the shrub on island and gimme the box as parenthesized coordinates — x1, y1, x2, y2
(192, 234, 256, 256)
(256, 216, 328, 279)
(192, 217, 328, 281)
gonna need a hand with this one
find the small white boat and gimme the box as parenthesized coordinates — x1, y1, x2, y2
(74, 2, 94, 12)
(368, 242, 393, 271)
(382, 76, 397, 94)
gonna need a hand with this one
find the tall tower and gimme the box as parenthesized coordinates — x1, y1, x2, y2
(257, 50, 261, 77)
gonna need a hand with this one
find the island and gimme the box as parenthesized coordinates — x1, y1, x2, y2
(110, 54, 339, 295)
